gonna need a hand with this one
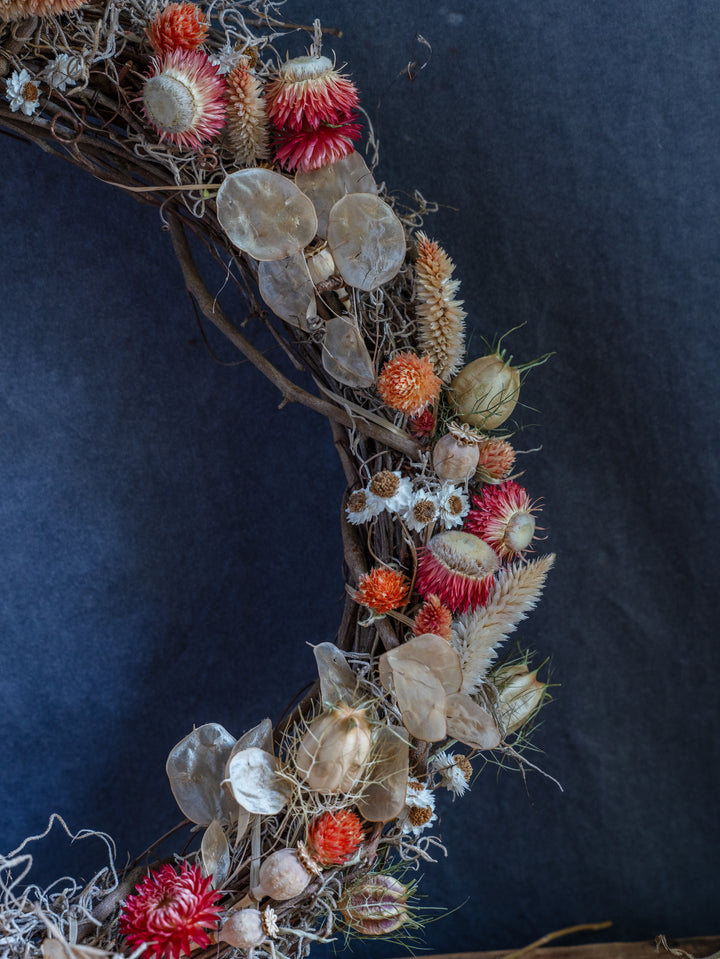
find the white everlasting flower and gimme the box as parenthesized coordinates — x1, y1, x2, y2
(402, 489, 439, 533)
(5, 69, 41, 116)
(209, 42, 243, 75)
(437, 482, 470, 529)
(365, 470, 412, 515)
(399, 778, 437, 837)
(430, 750, 472, 798)
(345, 487, 382, 526)
(43, 53, 85, 92)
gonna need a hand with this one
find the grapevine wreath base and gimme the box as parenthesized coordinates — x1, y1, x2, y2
(1, 2, 561, 957)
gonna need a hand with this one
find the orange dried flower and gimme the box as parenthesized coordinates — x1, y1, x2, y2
(355, 567, 409, 614)
(477, 436, 516, 481)
(147, 3, 208, 56)
(307, 810, 365, 867)
(377, 352, 442, 417)
(412, 594, 454, 642)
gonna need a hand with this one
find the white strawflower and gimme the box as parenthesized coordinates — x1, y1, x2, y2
(5, 69, 41, 116)
(402, 489, 439, 532)
(365, 470, 412, 515)
(43, 54, 85, 92)
(430, 750, 473, 798)
(346, 488, 382, 526)
(209, 41, 243, 75)
(400, 779, 437, 837)
(437, 482, 470, 529)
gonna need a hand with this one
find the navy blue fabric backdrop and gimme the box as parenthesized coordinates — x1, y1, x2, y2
(2, 1, 719, 954)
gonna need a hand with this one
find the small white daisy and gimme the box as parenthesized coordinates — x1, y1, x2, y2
(209, 41, 243, 75)
(402, 489, 439, 533)
(430, 750, 473, 798)
(346, 487, 382, 525)
(365, 470, 412, 515)
(437, 482, 470, 529)
(43, 53, 85, 92)
(5, 69, 41, 116)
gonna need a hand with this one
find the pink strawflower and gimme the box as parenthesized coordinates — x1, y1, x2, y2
(465, 480, 540, 560)
(266, 54, 359, 131)
(119, 862, 222, 959)
(408, 409, 436, 438)
(476, 436, 516, 481)
(416, 531, 499, 614)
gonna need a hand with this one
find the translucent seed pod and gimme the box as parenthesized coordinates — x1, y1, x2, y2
(258, 252, 317, 330)
(327, 194, 406, 291)
(322, 314, 375, 389)
(296, 151, 377, 237)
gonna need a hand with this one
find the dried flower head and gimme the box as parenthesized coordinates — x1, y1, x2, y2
(225, 57, 270, 165)
(142, 49, 226, 151)
(430, 751, 472, 797)
(417, 531, 499, 613)
(377, 352, 442, 417)
(339, 874, 410, 937)
(266, 54, 359, 131)
(0, 0, 84, 21)
(401, 779, 437, 836)
(437, 483, 470, 529)
(346, 488, 381, 526)
(402, 490, 439, 532)
(365, 470, 412, 514)
(274, 117, 361, 172)
(412, 594, 454, 642)
(4, 69, 40, 115)
(146, 3, 208, 55)
(408, 408, 435, 438)
(307, 809, 365, 866)
(477, 436, 516, 482)
(465, 480, 540, 559)
(42, 53, 85, 92)
(414, 232, 467, 380)
(356, 566, 409, 614)
(119, 862, 222, 959)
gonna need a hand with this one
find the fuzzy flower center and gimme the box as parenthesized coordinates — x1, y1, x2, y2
(144, 74, 196, 132)
(432, 538, 497, 579)
(408, 806, 433, 827)
(348, 489, 368, 512)
(447, 495, 463, 516)
(454, 755, 473, 782)
(412, 499, 437, 524)
(369, 471, 400, 499)
(22, 80, 39, 102)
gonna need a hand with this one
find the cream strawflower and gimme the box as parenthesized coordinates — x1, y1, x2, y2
(400, 779, 437, 837)
(5, 69, 41, 116)
(402, 489, 439, 533)
(430, 751, 473, 798)
(437, 483, 470, 529)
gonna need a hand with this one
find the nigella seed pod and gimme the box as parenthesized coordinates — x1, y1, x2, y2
(450, 353, 521, 430)
(432, 422, 483, 483)
(339, 874, 409, 936)
(295, 703, 372, 793)
(253, 848, 313, 901)
(495, 664, 547, 734)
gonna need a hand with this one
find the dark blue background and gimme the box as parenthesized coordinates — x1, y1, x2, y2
(2, 1, 719, 954)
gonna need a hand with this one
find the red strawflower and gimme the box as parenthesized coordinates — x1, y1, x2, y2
(146, 3, 208, 55)
(465, 480, 540, 560)
(412, 594, 454, 642)
(307, 810, 366, 867)
(119, 862, 222, 959)
(377, 352, 442, 417)
(408, 409, 435, 438)
(355, 566, 409, 614)
(416, 531, 499, 614)
(274, 117, 361, 172)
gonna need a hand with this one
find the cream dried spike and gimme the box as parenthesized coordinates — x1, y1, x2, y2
(453, 553, 555, 694)
(226, 57, 270, 166)
(414, 231, 467, 381)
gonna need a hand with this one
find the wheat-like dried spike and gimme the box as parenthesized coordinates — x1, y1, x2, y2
(226, 57, 270, 166)
(452, 553, 556, 694)
(414, 232, 467, 381)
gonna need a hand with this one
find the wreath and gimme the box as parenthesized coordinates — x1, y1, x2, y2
(1, 2, 559, 957)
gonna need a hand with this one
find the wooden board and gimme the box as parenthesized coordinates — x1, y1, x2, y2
(419, 936, 720, 959)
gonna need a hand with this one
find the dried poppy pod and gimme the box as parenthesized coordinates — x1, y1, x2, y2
(216, 168, 318, 261)
(219, 907, 278, 949)
(327, 193, 406, 291)
(252, 847, 317, 901)
(432, 422, 484, 483)
(295, 702, 372, 793)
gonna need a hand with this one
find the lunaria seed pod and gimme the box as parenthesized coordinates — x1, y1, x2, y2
(432, 422, 484, 482)
(450, 353, 521, 430)
(295, 703, 372, 793)
(339, 874, 409, 936)
(253, 847, 315, 901)
(327, 193, 406, 291)
(219, 907, 278, 948)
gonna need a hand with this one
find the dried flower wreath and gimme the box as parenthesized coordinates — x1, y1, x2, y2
(0, 2, 557, 957)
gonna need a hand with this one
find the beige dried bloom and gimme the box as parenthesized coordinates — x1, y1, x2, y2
(414, 232, 467, 380)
